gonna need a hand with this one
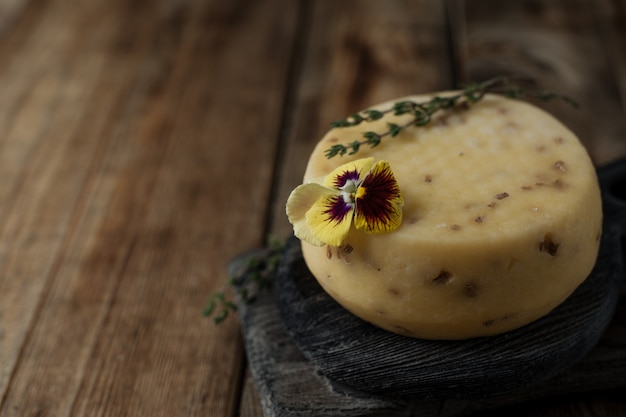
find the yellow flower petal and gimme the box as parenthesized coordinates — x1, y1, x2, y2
(353, 160, 404, 234)
(305, 194, 354, 247)
(286, 183, 335, 246)
(323, 157, 375, 189)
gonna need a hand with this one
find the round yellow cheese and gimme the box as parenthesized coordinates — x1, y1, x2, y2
(301, 93, 602, 340)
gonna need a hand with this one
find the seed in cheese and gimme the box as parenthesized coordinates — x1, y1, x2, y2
(300, 93, 602, 340)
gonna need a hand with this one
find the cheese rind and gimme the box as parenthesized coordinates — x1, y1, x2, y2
(300, 94, 602, 340)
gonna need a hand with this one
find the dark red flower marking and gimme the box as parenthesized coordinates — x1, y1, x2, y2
(333, 168, 360, 188)
(323, 195, 353, 224)
(355, 165, 402, 232)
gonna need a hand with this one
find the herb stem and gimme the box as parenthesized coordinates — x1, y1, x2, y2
(325, 76, 577, 159)
(204, 235, 286, 325)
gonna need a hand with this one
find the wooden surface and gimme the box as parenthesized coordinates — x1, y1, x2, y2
(0, 0, 624, 416)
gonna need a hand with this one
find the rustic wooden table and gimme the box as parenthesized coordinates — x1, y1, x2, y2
(0, 0, 625, 416)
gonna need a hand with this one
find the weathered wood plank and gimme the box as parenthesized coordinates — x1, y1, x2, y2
(593, 0, 626, 111)
(453, 0, 626, 165)
(0, 0, 124, 399)
(0, 0, 28, 35)
(0, 0, 297, 415)
(239, 370, 263, 417)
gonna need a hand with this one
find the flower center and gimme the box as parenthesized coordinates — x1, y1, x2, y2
(340, 179, 360, 206)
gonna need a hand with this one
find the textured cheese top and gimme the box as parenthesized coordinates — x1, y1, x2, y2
(301, 93, 602, 339)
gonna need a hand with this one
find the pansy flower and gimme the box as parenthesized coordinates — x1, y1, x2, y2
(286, 157, 404, 247)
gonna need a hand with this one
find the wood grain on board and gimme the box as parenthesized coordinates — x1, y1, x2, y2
(0, 0, 296, 415)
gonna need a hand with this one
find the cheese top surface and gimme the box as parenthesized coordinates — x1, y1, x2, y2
(300, 94, 602, 339)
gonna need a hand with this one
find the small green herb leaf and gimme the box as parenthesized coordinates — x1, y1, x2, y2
(388, 123, 401, 137)
(348, 141, 361, 155)
(204, 236, 286, 325)
(364, 109, 384, 121)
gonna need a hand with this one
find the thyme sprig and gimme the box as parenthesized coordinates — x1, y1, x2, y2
(325, 76, 577, 159)
(204, 235, 285, 324)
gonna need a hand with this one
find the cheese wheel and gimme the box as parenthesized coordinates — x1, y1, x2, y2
(301, 93, 602, 340)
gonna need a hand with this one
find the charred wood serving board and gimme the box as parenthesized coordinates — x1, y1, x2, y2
(232, 158, 626, 417)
